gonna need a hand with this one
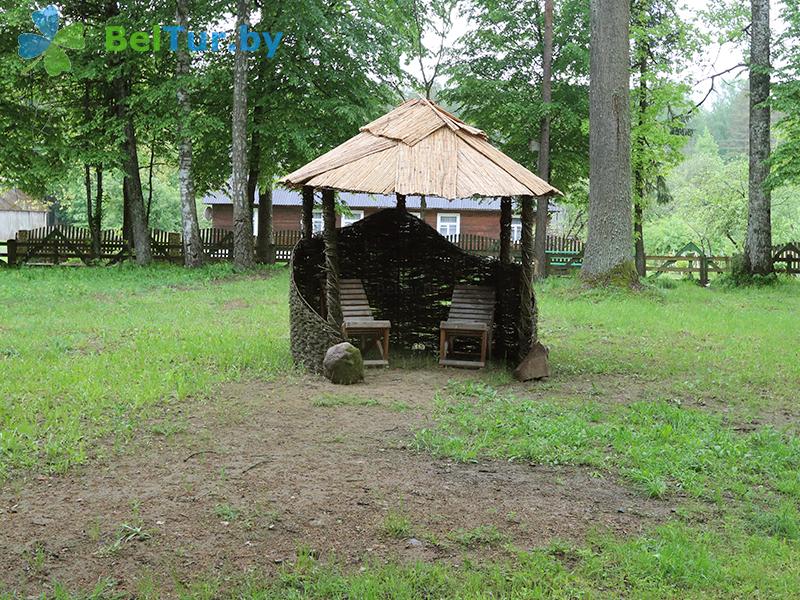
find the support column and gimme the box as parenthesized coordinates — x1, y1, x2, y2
(322, 188, 343, 328)
(302, 186, 314, 239)
(396, 193, 406, 210)
(518, 195, 535, 356)
(499, 196, 512, 265)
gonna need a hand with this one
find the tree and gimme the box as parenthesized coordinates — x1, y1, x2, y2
(581, 0, 635, 283)
(534, 0, 554, 278)
(770, 1, 800, 186)
(231, 0, 254, 270)
(443, 0, 590, 197)
(743, 0, 772, 275)
(175, 0, 204, 267)
(630, 0, 697, 275)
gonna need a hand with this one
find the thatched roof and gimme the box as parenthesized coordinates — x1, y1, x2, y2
(280, 99, 562, 199)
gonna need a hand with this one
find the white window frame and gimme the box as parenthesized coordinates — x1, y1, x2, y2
(511, 217, 523, 242)
(409, 211, 422, 219)
(309, 210, 324, 234)
(437, 213, 460, 237)
(341, 210, 364, 227)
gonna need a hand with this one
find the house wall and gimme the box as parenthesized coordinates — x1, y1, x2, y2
(209, 205, 506, 238)
(0, 211, 47, 241)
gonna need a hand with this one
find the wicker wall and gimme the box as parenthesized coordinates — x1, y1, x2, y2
(290, 208, 537, 371)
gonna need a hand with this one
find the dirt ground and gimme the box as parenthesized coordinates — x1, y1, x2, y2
(0, 369, 674, 596)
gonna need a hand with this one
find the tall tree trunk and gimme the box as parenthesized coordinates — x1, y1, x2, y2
(745, 0, 772, 275)
(145, 142, 155, 224)
(93, 166, 103, 258)
(633, 57, 648, 277)
(247, 101, 262, 240)
(122, 177, 132, 252)
(499, 196, 512, 265)
(176, 0, 204, 267)
(322, 189, 343, 327)
(256, 184, 274, 263)
(534, 0, 553, 278)
(84, 164, 94, 256)
(302, 186, 314, 239)
(581, 0, 634, 283)
(107, 0, 150, 265)
(518, 195, 536, 356)
(231, 0, 254, 270)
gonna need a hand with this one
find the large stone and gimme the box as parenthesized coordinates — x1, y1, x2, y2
(323, 342, 364, 385)
(513, 341, 550, 381)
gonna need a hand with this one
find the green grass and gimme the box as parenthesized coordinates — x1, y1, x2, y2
(537, 276, 800, 414)
(415, 381, 800, 500)
(4, 272, 800, 597)
(0, 264, 291, 478)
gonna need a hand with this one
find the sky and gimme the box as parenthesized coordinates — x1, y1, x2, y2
(413, 0, 787, 105)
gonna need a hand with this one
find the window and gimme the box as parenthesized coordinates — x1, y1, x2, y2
(409, 211, 422, 219)
(341, 210, 364, 227)
(511, 217, 523, 242)
(311, 210, 324, 233)
(437, 213, 460, 237)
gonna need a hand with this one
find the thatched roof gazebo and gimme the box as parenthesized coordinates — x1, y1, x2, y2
(280, 98, 561, 372)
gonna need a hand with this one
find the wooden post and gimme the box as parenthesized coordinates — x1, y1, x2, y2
(499, 196, 512, 265)
(322, 188, 343, 328)
(7, 239, 16, 266)
(168, 232, 181, 263)
(699, 254, 709, 286)
(302, 186, 314, 239)
(396, 193, 406, 210)
(518, 195, 535, 357)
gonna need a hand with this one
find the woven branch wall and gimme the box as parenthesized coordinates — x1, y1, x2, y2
(290, 208, 537, 371)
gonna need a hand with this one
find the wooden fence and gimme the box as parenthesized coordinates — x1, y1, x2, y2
(2, 226, 797, 280)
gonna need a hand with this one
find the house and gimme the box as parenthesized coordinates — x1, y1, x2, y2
(202, 187, 563, 241)
(0, 189, 49, 241)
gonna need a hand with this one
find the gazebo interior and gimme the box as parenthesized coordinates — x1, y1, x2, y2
(281, 98, 561, 373)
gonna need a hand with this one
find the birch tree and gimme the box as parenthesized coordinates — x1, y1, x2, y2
(176, 0, 204, 267)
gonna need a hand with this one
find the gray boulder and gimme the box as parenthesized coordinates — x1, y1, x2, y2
(323, 342, 364, 385)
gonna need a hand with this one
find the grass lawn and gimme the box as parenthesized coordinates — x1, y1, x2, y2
(0, 264, 291, 478)
(2, 266, 800, 597)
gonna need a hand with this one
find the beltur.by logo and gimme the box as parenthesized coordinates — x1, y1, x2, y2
(17, 5, 84, 76)
(106, 25, 283, 58)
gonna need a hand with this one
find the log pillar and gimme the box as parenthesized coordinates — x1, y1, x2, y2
(322, 188, 343, 328)
(499, 196, 512, 265)
(302, 185, 314, 239)
(396, 193, 406, 210)
(518, 195, 536, 356)
(419, 195, 427, 220)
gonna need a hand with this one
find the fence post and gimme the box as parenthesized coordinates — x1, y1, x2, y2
(699, 254, 709, 286)
(168, 232, 182, 263)
(7, 239, 16, 266)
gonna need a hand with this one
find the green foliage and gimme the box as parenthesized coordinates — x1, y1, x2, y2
(0, 264, 291, 478)
(441, 0, 590, 195)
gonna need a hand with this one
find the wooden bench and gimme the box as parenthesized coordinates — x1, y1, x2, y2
(341, 279, 391, 366)
(439, 284, 495, 368)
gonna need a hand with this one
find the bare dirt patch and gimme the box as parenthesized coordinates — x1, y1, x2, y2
(0, 369, 673, 596)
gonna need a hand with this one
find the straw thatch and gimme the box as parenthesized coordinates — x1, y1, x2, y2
(281, 99, 562, 199)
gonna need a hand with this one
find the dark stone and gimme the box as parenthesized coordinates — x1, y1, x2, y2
(323, 342, 364, 385)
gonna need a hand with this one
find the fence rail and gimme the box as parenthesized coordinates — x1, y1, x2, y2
(3, 226, 798, 280)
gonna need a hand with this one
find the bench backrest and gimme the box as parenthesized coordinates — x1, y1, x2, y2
(340, 279, 375, 320)
(448, 285, 495, 323)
